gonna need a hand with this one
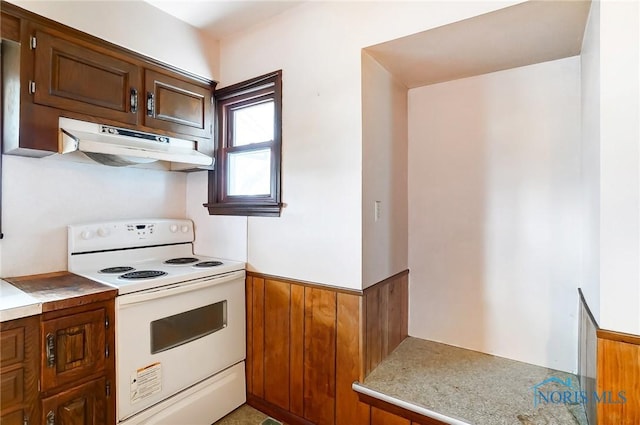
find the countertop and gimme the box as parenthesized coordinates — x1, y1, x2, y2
(354, 337, 588, 425)
(1, 271, 117, 321)
(0, 278, 41, 321)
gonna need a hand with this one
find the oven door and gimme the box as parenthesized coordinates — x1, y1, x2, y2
(115, 270, 245, 421)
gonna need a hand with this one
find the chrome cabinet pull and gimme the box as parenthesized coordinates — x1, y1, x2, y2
(46, 410, 55, 425)
(130, 88, 138, 113)
(147, 92, 155, 117)
(46, 333, 55, 368)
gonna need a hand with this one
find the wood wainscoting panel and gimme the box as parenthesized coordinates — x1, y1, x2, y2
(289, 284, 305, 417)
(245, 271, 408, 425)
(264, 279, 291, 410)
(596, 334, 640, 425)
(303, 287, 337, 424)
(336, 293, 370, 425)
(364, 270, 409, 375)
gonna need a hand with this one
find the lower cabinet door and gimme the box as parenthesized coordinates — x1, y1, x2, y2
(42, 377, 107, 425)
(0, 409, 25, 425)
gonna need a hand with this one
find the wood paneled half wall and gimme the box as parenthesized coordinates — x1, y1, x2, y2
(245, 270, 409, 425)
(578, 289, 640, 425)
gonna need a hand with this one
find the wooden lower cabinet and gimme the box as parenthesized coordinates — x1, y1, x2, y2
(42, 377, 108, 425)
(371, 407, 410, 425)
(40, 300, 116, 425)
(0, 316, 39, 425)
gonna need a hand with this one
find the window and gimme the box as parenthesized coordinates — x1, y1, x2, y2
(205, 71, 282, 216)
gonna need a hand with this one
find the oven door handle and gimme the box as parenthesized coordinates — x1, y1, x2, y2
(117, 270, 245, 306)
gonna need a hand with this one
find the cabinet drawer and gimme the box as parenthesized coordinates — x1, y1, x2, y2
(41, 308, 107, 391)
(1, 368, 24, 409)
(0, 328, 24, 368)
(0, 409, 25, 425)
(33, 28, 141, 126)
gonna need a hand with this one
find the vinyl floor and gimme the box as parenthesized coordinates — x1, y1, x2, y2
(213, 405, 282, 425)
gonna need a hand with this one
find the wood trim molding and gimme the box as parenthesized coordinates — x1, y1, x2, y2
(596, 329, 640, 346)
(247, 394, 314, 425)
(246, 271, 364, 296)
(356, 391, 447, 425)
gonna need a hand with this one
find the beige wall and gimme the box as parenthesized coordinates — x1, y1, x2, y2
(361, 52, 408, 288)
(580, 0, 640, 335)
(408, 57, 582, 372)
(194, 0, 520, 289)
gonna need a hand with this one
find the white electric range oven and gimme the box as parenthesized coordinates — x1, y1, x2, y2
(68, 218, 246, 425)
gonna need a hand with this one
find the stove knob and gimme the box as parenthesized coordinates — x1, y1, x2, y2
(97, 227, 110, 237)
(180, 225, 189, 233)
(169, 224, 178, 233)
(80, 230, 94, 240)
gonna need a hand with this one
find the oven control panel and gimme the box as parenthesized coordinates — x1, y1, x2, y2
(69, 219, 194, 253)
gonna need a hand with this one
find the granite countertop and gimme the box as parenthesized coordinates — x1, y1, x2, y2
(355, 337, 587, 425)
(1, 271, 116, 321)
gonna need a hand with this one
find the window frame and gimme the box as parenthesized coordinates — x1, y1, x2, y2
(205, 70, 283, 217)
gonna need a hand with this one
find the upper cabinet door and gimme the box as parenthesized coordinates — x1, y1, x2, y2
(143, 69, 212, 138)
(33, 28, 141, 125)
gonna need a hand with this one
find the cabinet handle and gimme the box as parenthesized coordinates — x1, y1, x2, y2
(46, 333, 55, 368)
(146, 92, 155, 117)
(130, 88, 138, 113)
(46, 411, 55, 425)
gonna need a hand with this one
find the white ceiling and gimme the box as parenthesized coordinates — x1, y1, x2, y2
(146, 0, 591, 88)
(144, 0, 304, 39)
(365, 0, 592, 88)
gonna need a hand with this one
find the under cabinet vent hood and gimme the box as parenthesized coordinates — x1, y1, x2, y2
(59, 117, 214, 171)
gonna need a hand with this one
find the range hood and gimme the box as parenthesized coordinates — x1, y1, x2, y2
(59, 117, 214, 171)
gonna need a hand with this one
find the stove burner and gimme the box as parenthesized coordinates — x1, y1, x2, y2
(119, 270, 168, 280)
(99, 266, 135, 274)
(194, 261, 223, 268)
(164, 257, 200, 265)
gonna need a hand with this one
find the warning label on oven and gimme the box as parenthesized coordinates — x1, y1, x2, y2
(130, 362, 162, 404)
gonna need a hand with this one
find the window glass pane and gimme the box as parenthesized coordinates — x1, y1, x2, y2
(227, 149, 271, 196)
(232, 101, 274, 146)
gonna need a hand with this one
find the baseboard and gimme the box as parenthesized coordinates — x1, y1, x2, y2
(247, 394, 314, 425)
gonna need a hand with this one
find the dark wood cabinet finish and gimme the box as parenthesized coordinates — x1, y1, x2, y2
(41, 308, 107, 392)
(33, 28, 140, 125)
(0, 316, 39, 425)
(39, 299, 115, 425)
(41, 377, 108, 425)
(144, 69, 212, 138)
(1, 2, 215, 158)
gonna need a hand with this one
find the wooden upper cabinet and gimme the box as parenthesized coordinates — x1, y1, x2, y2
(143, 69, 212, 138)
(33, 28, 141, 125)
(41, 308, 107, 392)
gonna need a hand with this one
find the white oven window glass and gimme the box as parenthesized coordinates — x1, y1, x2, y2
(150, 300, 227, 354)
